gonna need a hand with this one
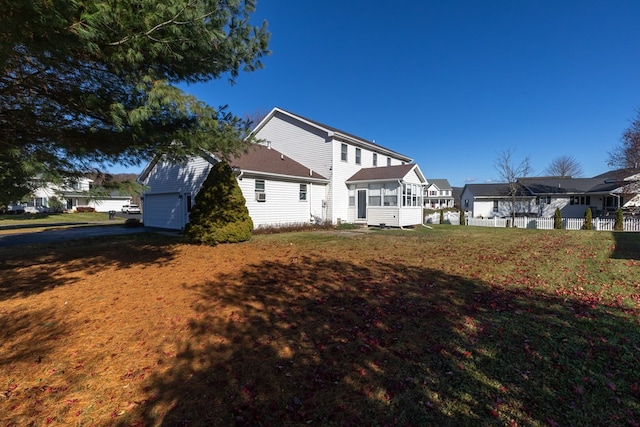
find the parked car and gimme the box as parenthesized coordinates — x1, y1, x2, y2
(6, 204, 26, 215)
(121, 204, 141, 214)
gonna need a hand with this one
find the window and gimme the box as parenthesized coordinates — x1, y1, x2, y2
(402, 184, 423, 207)
(368, 184, 381, 206)
(383, 184, 397, 206)
(464, 199, 469, 208)
(387, 157, 391, 166)
(429, 190, 437, 196)
(493, 200, 499, 212)
(255, 180, 266, 202)
(355, 148, 361, 165)
(341, 143, 348, 162)
(570, 195, 591, 205)
(373, 153, 377, 166)
(402, 184, 409, 206)
(299, 184, 307, 201)
(348, 188, 355, 207)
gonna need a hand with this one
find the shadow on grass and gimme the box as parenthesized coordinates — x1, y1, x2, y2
(123, 255, 640, 426)
(0, 235, 179, 300)
(610, 232, 640, 260)
(0, 308, 65, 368)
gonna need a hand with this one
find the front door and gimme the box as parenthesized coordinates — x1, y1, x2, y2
(357, 189, 367, 220)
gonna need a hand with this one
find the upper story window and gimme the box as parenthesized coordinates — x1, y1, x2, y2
(355, 148, 361, 165)
(341, 143, 348, 162)
(387, 157, 391, 166)
(429, 190, 438, 196)
(373, 153, 377, 166)
(493, 200, 499, 212)
(299, 184, 307, 201)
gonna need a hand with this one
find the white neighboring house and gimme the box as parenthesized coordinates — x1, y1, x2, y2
(460, 169, 640, 218)
(13, 177, 131, 213)
(424, 179, 454, 209)
(460, 183, 535, 218)
(138, 107, 426, 230)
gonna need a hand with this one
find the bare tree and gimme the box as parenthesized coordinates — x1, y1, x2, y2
(608, 109, 640, 170)
(494, 148, 532, 226)
(244, 109, 271, 130)
(545, 155, 583, 177)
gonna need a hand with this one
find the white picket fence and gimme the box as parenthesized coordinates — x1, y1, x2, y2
(426, 212, 640, 231)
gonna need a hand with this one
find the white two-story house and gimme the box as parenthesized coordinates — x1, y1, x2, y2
(139, 107, 426, 229)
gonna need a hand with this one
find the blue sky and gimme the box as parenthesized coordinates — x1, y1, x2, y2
(125, 1, 640, 187)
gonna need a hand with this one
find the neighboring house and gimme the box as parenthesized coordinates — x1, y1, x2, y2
(139, 107, 426, 229)
(424, 179, 454, 209)
(461, 169, 640, 218)
(14, 177, 131, 213)
(460, 183, 535, 218)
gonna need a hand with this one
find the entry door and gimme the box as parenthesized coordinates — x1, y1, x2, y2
(357, 189, 367, 220)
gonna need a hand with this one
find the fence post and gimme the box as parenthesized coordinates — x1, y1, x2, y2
(594, 217, 599, 231)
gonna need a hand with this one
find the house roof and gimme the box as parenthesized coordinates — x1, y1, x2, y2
(229, 144, 327, 181)
(426, 179, 452, 190)
(462, 171, 640, 200)
(252, 107, 413, 163)
(592, 168, 640, 181)
(345, 164, 425, 183)
(462, 183, 532, 198)
(518, 177, 606, 194)
(138, 144, 328, 184)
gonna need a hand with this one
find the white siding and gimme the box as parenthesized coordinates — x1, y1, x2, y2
(399, 207, 423, 226)
(473, 200, 495, 218)
(254, 113, 333, 179)
(141, 156, 212, 229)
(142, 156, 212, 196)
(239, 176, 327, 227)
(255, 111, 412, 225)
(87, 198, 131, 212)
(310, 182, 327, 222)
(143, 193, 183, 229)
(368, 207, 400, 227)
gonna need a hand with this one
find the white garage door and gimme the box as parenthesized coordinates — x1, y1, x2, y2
(143, 193, 184, 230)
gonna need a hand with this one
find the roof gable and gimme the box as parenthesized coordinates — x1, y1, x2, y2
(426, 179, 452, 191)
(346, 164, 425, 183)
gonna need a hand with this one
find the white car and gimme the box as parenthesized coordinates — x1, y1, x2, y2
(122, 204, 141, 214)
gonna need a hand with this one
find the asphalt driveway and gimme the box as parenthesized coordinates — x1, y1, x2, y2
(0, 225, 172, 248)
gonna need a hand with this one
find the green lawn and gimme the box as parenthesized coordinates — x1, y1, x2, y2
(0, 211, 120, 227)
(1, 225, 639, 426)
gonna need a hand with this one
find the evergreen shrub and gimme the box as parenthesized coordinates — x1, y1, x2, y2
(185, 161, 253, 245)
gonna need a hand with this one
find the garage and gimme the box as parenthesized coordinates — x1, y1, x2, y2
(142, 193, 186, 230)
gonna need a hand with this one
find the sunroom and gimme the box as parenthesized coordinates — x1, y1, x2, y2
(345, 164, 426, 227)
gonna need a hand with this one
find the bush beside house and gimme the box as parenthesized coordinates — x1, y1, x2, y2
(184, 161, 253, 246)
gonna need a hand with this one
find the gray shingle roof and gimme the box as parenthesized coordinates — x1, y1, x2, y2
(463, 183, 531, 197)
(426, 179, 452, 190)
